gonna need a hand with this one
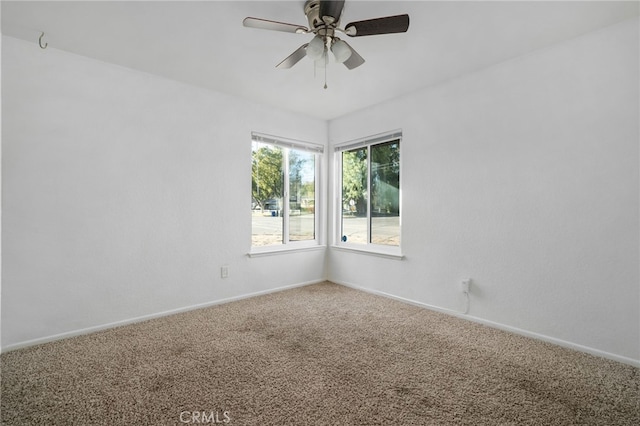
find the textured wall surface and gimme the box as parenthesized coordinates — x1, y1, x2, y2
(328, 18, 639, 363)
(3, 17, 638, 363)
(1, 36, 328, 348)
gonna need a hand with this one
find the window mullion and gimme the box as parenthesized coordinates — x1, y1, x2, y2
(283, 149, 290, 244)
(336, 152, 343, 244)
(315, 153, 321, 244)
(367, 144, 372, 244)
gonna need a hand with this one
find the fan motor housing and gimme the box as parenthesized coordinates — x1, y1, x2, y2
(305, 0, 337, 29)
(305, 0, 322, 28)
(305, 0, 340, 40)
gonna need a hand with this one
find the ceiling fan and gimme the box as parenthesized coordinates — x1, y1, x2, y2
(243, 0, 410, 71)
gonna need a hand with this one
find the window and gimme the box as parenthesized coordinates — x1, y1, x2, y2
(251, 133, 322, 249)
(336, 131, 401, 249)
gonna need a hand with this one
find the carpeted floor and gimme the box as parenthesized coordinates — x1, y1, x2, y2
(1, 282, 638, 425)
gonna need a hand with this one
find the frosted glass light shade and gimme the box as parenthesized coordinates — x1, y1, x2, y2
(307, 36, 325, 61)
(331, 39, 352, 63)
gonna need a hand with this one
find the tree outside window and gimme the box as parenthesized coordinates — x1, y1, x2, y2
(252, 137, 319, 247)
(340, 138, 400, 247)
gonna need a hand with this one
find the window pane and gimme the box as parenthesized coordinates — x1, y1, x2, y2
(341, 148, 368, 244)
(252, 141, 283, 246)
(289, 150, 315, 242)
(371, 141, 400, 246)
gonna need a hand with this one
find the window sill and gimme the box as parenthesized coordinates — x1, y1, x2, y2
(248, 244, 326, 258)
(330, 245, 404, 260)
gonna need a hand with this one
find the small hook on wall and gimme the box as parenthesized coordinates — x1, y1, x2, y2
(38, 32, 48, 49)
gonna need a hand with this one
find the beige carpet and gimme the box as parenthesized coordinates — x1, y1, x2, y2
(1, 282, 638, 425)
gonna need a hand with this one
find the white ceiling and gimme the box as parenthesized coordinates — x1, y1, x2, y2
(2, 1, 638, 120)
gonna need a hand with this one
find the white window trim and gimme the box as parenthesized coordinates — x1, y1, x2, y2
(249, 132, 324, 256)
(253, 132, 324, 154)
(332, 130, 402, 153)
(248, 244, 326, 258)
(333, 130, 403, 259)
(330, 244, 404, 260)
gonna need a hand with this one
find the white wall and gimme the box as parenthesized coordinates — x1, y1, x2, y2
(328, 19, 639, 363)
(1, 36, 327, 349)
(3, 17, 639, 364)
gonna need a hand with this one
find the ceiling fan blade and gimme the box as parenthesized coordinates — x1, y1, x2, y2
(276, 44, 309, 69)
(341, 41, 365, 70)
(243, 17, 308, 34)
(319, 0, 345, 24)
(345, 14, 409, 37)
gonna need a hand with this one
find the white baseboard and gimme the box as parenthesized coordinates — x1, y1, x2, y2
(6, 277, 638, 368)
(1, 279, 325, 353)
(333, 279, 640, 368)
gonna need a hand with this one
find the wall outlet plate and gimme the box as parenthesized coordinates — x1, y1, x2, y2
(461, 279, 471, 293)
(221, 266, 229, 279)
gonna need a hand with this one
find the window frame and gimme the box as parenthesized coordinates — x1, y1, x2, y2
(333, 130, 403, 259)
(250, 132, 324, 256)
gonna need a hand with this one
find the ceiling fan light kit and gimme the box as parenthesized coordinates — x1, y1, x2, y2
(243, 0, 409, 88)
(307, 35, 325, 61)
(331, 38, 352, 63)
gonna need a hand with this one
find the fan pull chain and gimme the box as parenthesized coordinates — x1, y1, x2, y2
(313, 49, 328, 89)
(324, 50, 328, 89)
(324, 57, 327, 89)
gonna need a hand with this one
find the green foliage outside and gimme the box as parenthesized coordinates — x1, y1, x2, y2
(371, 142, 400, 215)
(342, 141, 400, 217)
(252, 145, 283, 210)
(288, 150, 315, 213)
(342, 148, 368, 216)
(252, 144, 314, 212)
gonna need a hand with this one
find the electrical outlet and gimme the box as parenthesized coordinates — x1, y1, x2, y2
(461, 279, 471, 294)
(221, 266, 229, 279)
